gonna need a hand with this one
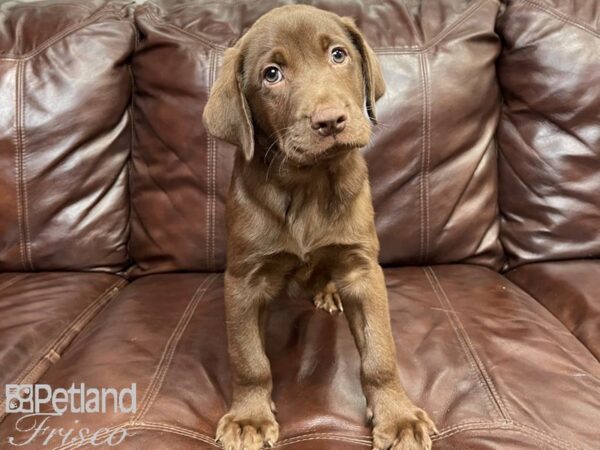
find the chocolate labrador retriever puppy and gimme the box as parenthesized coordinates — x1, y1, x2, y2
(203, 5, 437, 450)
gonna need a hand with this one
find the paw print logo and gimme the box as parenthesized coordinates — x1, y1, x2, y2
(5, 385, 34, 413)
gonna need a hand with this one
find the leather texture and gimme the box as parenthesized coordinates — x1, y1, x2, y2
(129, 0, 504, 276)
(507, 260, 600, 360)
(0, 272, 126, 421)
(0, 0, 599, 449)
(497, 0, 600, 269)
(1, 267, 599, 449)
(0, 1, 134, 272)
(128, 4, 228, 273)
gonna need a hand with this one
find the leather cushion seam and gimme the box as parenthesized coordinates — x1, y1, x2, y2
(427, 267, 511, 422)
(517, 0, 600, 39)
(13, 60, 26, 270)
(423, 268, 587, 450)
(5, 2, 92, 13)
(133, 274, 218, 421)
(144, 8, 227, 51)
(423, 266, 509, 420)
(427, 267, 512, 419)
(374, 0, 496, 54)
(14, 59, 34, 270)
(0, 277, 127, 418)
(51, 275, 218, 450)
(142, 0, 495, 55)
(418, 53, 431, 262)
(0, 6, 119, 61)
(206, 50, 218, 271)
(54, 420, 583, 450)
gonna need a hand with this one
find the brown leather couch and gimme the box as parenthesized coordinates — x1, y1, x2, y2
(1, 1, 599, 449)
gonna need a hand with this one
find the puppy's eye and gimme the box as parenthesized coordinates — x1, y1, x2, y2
(263, 66, 283, 84)
(330, 47, 347, 64)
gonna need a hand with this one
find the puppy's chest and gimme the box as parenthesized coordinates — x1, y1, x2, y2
(281, 189, 350, 258)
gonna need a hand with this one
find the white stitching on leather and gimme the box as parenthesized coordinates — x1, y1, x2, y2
(374, 0, 496, 54)
(0, 278, 126, 422)
(418, 54, 426, 262)
(424, 56, 431, 259)
(14, 60, 27, 270)
(510, 422, 584, 450)
(13, 59, 34, 270)
(136, 421, 218, 445)
(435, 421, 584, 450)
(58, 420, 585, 450)
(423, 267, 502, 420)
(428, 268, 512, 420)
(0, 7, 116, 61)
(145, 8, 228, 51)
(518, 0, 600, 39)
(18, 59, 34, 271)
(419, 53, 431, 261)
(54, 275, 218, 450)
(133, 274, 217, 421)
(143, 0, 498, 55)
(206, 51, 217, 271)
(5, 279, 126, 387)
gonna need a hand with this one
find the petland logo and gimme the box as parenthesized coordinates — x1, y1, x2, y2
(5, 384, 137, 415)
(5, 384, 136, 447)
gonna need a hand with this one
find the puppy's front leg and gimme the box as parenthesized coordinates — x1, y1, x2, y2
(339, 264, 437, 450)
(216, 271, 280, 450)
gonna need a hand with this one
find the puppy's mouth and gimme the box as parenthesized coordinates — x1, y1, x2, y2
(298, 136, 363, 152)
(283, 139, 361, 165)
(281, 130, 370, 165)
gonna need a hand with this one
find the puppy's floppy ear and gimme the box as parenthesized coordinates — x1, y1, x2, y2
(340, 17, 385, 124)
(202, 46, 254, 160)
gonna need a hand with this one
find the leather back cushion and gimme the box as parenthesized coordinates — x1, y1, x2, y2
(129, 0, 504, 275)
(0, 1, 134, 272)
(497, 0, 600, 269)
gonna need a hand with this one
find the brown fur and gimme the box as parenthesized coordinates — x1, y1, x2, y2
(203, 5, 437, 450)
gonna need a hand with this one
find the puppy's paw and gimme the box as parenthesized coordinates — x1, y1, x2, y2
(216, 406, 279, 450)
(313, 281, 344, 314)
(369, 390, 437, 450)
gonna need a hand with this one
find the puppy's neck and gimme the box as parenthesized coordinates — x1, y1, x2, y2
(238, 139, 369, 219)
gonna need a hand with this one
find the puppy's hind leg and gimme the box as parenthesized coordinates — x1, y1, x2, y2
(313, 281, 344, 314)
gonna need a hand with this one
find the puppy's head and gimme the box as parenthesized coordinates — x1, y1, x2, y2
(203, 5, 385, 164)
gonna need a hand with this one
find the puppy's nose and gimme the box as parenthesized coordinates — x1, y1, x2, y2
(310, 107, 347, 137)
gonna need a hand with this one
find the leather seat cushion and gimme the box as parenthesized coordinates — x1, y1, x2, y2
(0, 272, 126, 420)
(1, 266, 598, 449)
(507, 260, 600, 360)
